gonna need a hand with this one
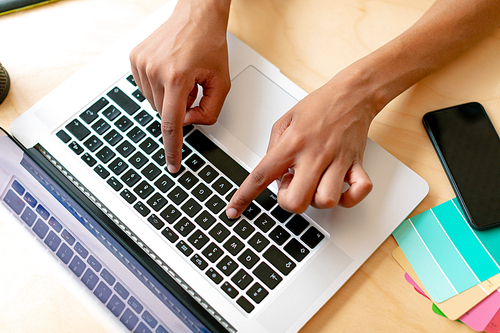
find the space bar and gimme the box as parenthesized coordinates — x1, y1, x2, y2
(185, 130, 249, 186)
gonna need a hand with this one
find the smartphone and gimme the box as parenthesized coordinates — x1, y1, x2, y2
(423, 102, 500, 230)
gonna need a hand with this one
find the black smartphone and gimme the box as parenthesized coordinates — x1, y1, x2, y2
(422, 102, 500, 230)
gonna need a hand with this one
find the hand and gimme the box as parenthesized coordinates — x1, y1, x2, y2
(226, 69, 378, 218)
(129, 0, 231, 173)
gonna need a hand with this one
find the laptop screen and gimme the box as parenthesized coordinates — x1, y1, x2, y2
(0, 129, 227, 333)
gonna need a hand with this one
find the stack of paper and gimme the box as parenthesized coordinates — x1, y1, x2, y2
(393, 198, 500, 332)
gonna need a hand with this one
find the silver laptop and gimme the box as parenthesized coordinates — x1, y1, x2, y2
(4, 1, 428, 332)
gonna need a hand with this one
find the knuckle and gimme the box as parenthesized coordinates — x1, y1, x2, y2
(249, 169, 269, 189)
(313, 194, 337, 209)
(278, 196, 308, 215)
(161, 120, 177, 137)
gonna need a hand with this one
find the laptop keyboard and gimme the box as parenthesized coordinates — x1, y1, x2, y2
(2, 179, 172, 333)
(55, 74, 328, 314)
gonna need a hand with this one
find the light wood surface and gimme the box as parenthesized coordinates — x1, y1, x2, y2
(1, 0, 500, 332)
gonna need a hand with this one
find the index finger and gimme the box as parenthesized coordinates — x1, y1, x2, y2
(161, 85, 189, 173)
(226, 146, 293, 219)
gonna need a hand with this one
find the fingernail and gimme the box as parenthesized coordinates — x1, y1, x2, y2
(226, 208, 238, 219)
(167, 164, 177, 174)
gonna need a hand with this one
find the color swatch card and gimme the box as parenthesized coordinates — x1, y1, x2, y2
(393, 198, 500, 303)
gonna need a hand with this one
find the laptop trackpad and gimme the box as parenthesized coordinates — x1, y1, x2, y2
(256, 242, 353, 331)
(218, 65, 298, 159)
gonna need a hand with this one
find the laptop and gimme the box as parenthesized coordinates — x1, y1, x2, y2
(2, 1, 429, 332)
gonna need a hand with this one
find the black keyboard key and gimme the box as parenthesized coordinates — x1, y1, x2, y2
(186, 130, 249, 186)
(242, 202, 261, 220)
(94, 165, 110, 179)
(161, 227, 179, 243)
(81, 97, 108, 124)
(232, 269, 254, 290)
(183, 124, 194, 136)
(202, 242, 224, 263)
(191, 183, 212, 202)
(81, 153, 97, 167)
(271, 205, 293, 223)
(120, 308, 139, 330)
(69, 256, 87, 277)
(253, 262, 282, 290)
(209, 223, 230, 243)
(103, 129, 123, 146)
(247, 283, 269, 304)
(212, 176, 232, 196)
(87, 255, 102, 272)
(127, 126, 146, 143)
(62, 229, 75, 245)
(96, 146, 115, 163)
(255, 188, 277, 210)
(134, 181, 154, 199)
(191, 254, 208, 270)
(69, 141, 84, 155)
(115, 115, 134, 132)
(74, 242, 89, 259)
(11, 181, 24, 195)
(146, 120, 161, 137)
(254, 213, 276, 233)
(154, 174, 174, 193)
(181, 198, 202, 217)
(66, 119, 90, 141)
(33, 219, 49, 239)
(234, 220, 255, 240)
(21, 207, 36, 226)
(121, 169, 141, 187)
(56, 243, 74, 264)
(223, 236, 245, 256)
(147, 214, 165, 230)
(284, 238, 310, 262)
(176, 240, 194, 256)
(109, 157, 128, 175)
(92, 118, 111, 135)
(269, 226, 291, 246)
(107, 87, 140, 115)
(146, 192, 168, 212)
(23, 192, 37, 208)
(195, 210, 216, 230)
(160, 205, 182, 224)
(221, 281, 238, 299)
(238, 248, 260, 269)
(102, 105, 121, 121)
(198, 165, 218, 183)
(219, 211, 238, 227)
(205, 195, 225, 214)
(264, 245, 295, 276)
(174, 217, 195, 237)
(167, 186, 188, 205)
(132, 88, 145, 102)
(142, 163, 161, 181)
(44, 231, 61, 251)
(107, 176, 123, 191)
(179, 171, 199, 190)
(134, 201, 151, 217)
(120, 189, 137, 204)
(300, 226, 325, 248)
(236, 296, 254, 314)
(126, 74, 137, 86)
(56, 129, 71, 143)
(116, 140, 136, 157)
(167, 164, 185, 178)
(107, 295, 126, 318)
(36, 204, 49, 220)
(134, 110, 153, 126)
(188, 230, 210, 250)
(129, 151, 148, 169)
(248, 232, 270, 253)
(206, 267, 223, 284)
(225, 188, 236, 202)
(82, 268, 99, 290)
(139, 137, 159, 155)
(151, 149, 166, 166)
(185, 153, 205, 172)
(182, 144, 192, 160)
(286, 215, 309, 236)
(217, 256, 239, 276)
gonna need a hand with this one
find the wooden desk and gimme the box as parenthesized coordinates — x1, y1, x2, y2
(1, 0, 499, 331)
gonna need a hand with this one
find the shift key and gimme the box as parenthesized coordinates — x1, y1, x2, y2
(263, 245, 296, 276)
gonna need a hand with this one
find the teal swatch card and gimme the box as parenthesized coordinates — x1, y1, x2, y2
(393, 198, 500, 303)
